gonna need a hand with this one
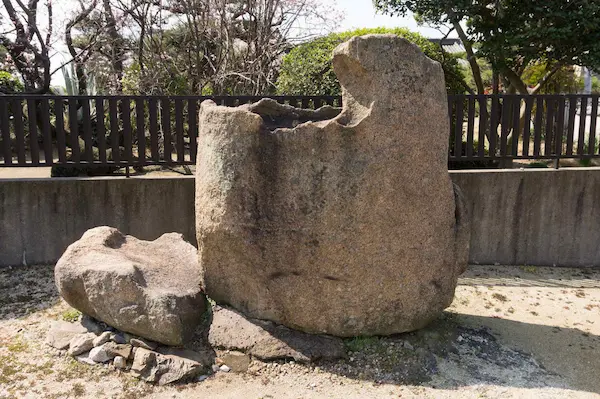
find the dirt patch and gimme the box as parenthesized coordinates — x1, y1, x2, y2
(0, 265, 599, 398)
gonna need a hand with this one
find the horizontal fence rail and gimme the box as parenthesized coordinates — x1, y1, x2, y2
(1, 94, 599, 169)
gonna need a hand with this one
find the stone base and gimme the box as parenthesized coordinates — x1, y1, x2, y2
(208, 306, 346, 363)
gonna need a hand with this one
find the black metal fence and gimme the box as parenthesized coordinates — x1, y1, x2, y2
(1, 94, 599, 169)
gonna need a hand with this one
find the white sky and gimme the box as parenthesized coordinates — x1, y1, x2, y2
(33, 0, 448, 87)
(334, 0, 443, 38)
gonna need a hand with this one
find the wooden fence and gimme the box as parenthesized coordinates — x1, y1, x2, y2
(1, 94, 599, 169)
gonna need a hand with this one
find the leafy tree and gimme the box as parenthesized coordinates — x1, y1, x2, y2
(374, 0, 600, 95)
(277, 27, 467, 95)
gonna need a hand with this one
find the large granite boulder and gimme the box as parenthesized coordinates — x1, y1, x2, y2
(195, 34, 470, 337)
(55, 227, 206, 346)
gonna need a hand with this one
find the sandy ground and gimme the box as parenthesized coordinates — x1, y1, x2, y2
(0, 265, 599, 399)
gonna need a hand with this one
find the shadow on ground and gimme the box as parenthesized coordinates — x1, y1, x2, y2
(310, 311, 600, 395)
(0, 264, 60, 320)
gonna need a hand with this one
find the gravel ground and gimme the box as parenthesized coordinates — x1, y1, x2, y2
(0, 264, 599, 399)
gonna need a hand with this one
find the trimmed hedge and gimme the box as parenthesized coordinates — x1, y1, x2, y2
(277, 27, 465, 96)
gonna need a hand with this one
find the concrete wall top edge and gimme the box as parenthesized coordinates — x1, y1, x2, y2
(0, 175, 196, 183)
(450, 167, 600, 175)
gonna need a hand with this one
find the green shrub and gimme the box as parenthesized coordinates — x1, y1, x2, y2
(276, 27, 466, 96)
(0, 71, 23, 93)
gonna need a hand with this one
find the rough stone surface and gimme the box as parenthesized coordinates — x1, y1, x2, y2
(195, 34, 470, 337)
(89, 344, 114, 363)
(45, 321, 87, 350)
(93, 331, 112, 347)
(68, 333, 96, 356)
(130, 347, 203, 385)
(208, 307, 346, 363)
(156, 347, 214, 366)
(104, 342, 133, 359)
(113, 355, 127, 369)
(55, 226, 207, 346)
(130, 338, 158, 350)
(219, 350, 251, 373)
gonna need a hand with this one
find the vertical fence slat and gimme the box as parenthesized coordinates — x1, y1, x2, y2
(466, 97, 475, 158)
(54, 99, 66, 163)
(175, 99, 184, 162)
(544, 98, 555, 156)
(511, 97, 521, 157)
(533, 97, 544, 157)
(82, 99, 93, 163)
(554, 97, 566, 158)
(40, 98, 53, 165)
(108, 98, 120, 164)
(289, 98, 298, 108)
(578, 97, 589, 156)
(567, 97, 577, 155)
(522, 97, 533, 157)
(149, 98, 159, 162)
(589, 96, 599, 155)
(477, 96, 487, 157)
(188, 99, 198, 164)
(315, 97, 324, 109)
(136, 98, 145, 166)
(27, 99, 40, 165)
(95, 98, 107, 163)
(13, 99, 26, 164)
(489, 96, 499, 158)
(161, 97, 172, 164)
(0, 99, 11, 165)
(121, 98, 132, 163)
(499, 96, 512, 158)
(68, 98, 80, 163)
(454, 97, 464, 157)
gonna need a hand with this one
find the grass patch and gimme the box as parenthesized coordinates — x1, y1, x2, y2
(492, 293, 508, 303)
(0, 354, 23, 384)
(7, 335, 29, 353)
(61, 308, 82, 323)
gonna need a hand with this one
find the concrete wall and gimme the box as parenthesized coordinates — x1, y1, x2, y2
(1, 168, 599, 267)
(452, 168, 600, 268)
(0, 176, 196, 267)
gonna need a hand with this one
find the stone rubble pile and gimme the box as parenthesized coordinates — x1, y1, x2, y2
(46, 316, 210, 385)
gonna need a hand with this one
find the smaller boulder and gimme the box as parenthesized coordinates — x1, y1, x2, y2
(104, 342, 133, 359)
(55, 227, 207, 346)
(113, 356, 127, 369)
(130, 348, 203, 385)
(93, 331, 112, 347)
(46, 321, 87, 350)
(68, 333, 96, 356)
(208, 306, 346, 363)
(89, 344, 114, 363)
